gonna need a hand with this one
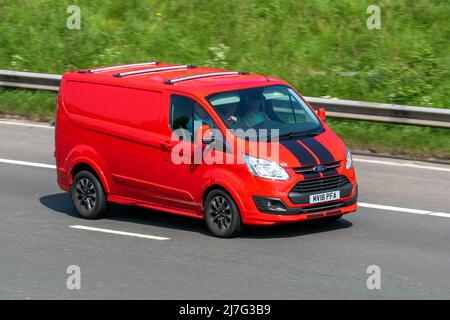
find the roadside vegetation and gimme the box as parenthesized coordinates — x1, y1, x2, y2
(0, 0, 449, 158)
(328, 119, 450, 161)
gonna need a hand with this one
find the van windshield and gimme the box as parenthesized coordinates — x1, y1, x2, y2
(206, 85, 323, 141)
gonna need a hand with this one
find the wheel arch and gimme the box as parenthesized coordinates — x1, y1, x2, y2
(69, 160, 110, 194)
(202, 182, 245, 216)
(202, 184, 232, 206)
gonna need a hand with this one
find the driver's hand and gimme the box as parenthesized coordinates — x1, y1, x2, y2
(227, 115, 237, 123)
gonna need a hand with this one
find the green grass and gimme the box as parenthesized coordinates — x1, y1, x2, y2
(0, 0, 449, 158)
(1, 0, 449, 107)
(0, 89, 56, 121)
(327, 119, 450, 160)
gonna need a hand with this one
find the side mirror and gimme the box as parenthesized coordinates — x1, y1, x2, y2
(317, 107, 326, 121)
(195, 124, 215, 147)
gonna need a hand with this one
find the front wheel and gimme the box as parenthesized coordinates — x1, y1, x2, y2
(70, 170, 108, 219)
(204, 190, 242, 238)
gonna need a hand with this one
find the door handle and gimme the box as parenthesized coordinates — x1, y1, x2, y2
(160, 141, 173, 150)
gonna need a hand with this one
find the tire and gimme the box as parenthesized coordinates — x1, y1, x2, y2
(204, 189, 242, 238)
(70, 170, 108, 219)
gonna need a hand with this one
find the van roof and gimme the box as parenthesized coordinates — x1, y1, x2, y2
(66, 62, 287, 97)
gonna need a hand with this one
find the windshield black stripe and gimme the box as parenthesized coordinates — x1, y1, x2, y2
(281, 140, 317, 167)
(300, 137, 335, 164)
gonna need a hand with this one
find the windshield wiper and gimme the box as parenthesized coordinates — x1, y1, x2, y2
(277, 129, 322, 141)
(277, 132, 306, 140)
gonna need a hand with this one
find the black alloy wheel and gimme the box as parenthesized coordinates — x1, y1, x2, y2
(70, 170, 108, 219)
(204, 189, 242, 238)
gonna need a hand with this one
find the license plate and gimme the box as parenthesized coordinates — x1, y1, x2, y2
(309, 191, 340, 204)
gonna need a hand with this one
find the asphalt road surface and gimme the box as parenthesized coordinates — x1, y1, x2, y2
(0, 119, 449, 299)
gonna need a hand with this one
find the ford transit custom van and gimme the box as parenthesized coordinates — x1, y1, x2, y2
(56, 62, 358, 237)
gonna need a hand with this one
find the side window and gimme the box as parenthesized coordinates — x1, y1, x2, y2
(170, 95, 214, 142)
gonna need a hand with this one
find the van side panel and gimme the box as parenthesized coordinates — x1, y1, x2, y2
(57, 80, 171, 205)
(64, 81, 161, 131)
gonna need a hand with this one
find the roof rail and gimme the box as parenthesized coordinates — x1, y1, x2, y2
(79, 61, 159, 73)
(165, 71, 249, 85)
(113, 65, 197, 78)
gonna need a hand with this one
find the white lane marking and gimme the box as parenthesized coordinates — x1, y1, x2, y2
(353, 157, 450, 173)
(1, 155, 448, 175)
(429, 212, 450, 218)
(1, 156, 449, 220)
(359, 202, 450, 218)
(0, 158, 56, 169)
(70, 225, 170, 241)
(359, 202, 431, 214)
(0, 120, 53, 129)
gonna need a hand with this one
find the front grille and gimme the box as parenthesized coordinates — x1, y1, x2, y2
(291, 175, 350, 194)
(293, 161, 340, 174)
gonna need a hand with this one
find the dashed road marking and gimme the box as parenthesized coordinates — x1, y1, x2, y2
(1, 156, 449, 220)
(353, 157, 450, 173)
(0, 120, 53, 129)
(1, 155, 449, 174)
(0, 158, 55, 169)
(359, 202, 450, 218)
(70, 225, 170, 241)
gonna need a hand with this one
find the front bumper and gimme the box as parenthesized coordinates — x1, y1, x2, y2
(242, 185, 358, 225)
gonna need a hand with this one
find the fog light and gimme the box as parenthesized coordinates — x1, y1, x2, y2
(267, 201, 287, 212)
(253, 196, 288, 213)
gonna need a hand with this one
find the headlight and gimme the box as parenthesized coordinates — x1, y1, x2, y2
(346, 148, 353, 170)
(243, 154, 289, 180)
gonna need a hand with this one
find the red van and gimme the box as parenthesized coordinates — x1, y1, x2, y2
(56, 62, 358, 237)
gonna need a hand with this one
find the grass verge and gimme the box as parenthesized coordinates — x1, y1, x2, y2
(327, 118, 450, 161)
(0, 89, 56, 121)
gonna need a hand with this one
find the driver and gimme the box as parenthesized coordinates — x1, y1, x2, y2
(243, 96, 270, 127)
(220, 102, 243, 128)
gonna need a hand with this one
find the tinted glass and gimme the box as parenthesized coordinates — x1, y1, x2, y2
(170, 95, 214, 142)
(207, 85, 322, 140)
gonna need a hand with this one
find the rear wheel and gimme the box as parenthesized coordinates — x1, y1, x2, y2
(204, 189, 242, 238)
(70, 170, 108, 219)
